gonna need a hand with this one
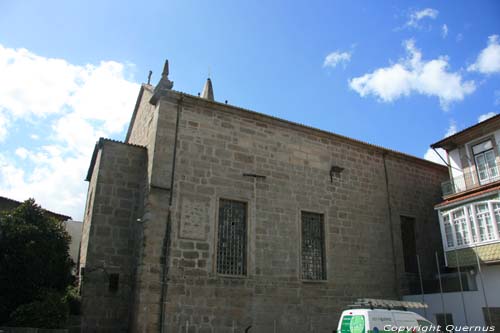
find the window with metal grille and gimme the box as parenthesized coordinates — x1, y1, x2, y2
(301, 211, 326, 280)
(216, 199, 247, 275)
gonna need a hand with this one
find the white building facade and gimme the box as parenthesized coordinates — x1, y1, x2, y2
(404, 115, 500, 328)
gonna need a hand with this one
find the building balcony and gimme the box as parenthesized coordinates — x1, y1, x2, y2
(441, 163, 500, 197)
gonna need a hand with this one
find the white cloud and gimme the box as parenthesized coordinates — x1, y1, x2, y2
(349, 40, 476, 110)
(424, 148, 446, 165)
(424, 121, 457, 165)
(0, 45, 80, 118)
(0, 44, 139, 220)
(445, 121, 457, 137)
(0, 111, 8, 142)
(406, 8, 439, 28)
(15, 147, 29, 159)
(323, 51, 352, 69)
(468, 35, 500, 74)
(441, 24, 448, 38)
(478, 112, 496, 123)
(456, 33, 463, 42)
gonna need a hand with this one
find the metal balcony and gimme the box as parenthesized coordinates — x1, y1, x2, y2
(441, 164, 500, 196)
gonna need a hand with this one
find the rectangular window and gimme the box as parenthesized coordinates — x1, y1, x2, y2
(435, 313, 454, 331)
(483, 307, 500, 327)
(468, 207, 478, 243)
(108, 273, 119, 292)
(216, 199, 247, 276)
(301, 211, 326, 280)
(476, 204, 494, 241)
(443, 214, 454, 248)
(473, 140, 499, 185)
(493, 203, 500, 238)
(452, 209, 469, 246)
(401, 216, 417, 273)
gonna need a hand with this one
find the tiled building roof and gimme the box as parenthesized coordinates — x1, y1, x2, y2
(0, 196, 72, 221)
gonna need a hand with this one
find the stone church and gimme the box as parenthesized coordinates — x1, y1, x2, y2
(79, 61, 448, 332)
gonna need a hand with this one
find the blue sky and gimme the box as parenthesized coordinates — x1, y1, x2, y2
(0, 0, 499, 219)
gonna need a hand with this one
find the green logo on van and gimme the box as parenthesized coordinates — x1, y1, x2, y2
(341, 315, 365, 333)
(350, 315, 365, 333)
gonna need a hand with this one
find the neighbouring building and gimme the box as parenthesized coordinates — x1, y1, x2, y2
(404, 115, 500, 328)
(65, 220, 84, 268)
(0, 195, 72, 222)
(78, 61, 448, 332)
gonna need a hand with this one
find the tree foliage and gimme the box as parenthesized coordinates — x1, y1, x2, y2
(0, 199, 74, 326)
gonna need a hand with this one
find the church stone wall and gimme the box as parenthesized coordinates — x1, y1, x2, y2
(80, 88, 447, 332)
(80, 140, 147, 332)
(150, 93, 447, 332)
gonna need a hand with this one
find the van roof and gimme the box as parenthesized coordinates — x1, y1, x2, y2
(341, 309, 426, 320)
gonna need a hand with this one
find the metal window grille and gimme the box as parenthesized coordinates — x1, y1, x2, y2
(217, 199, 247, 275)
(301, 211, 326, 280)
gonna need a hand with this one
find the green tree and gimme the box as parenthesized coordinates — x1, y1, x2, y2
(0, 199, 74, 326)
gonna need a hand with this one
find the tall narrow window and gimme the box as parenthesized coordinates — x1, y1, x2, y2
(436, 313, 454, 329)
(468, 207, 478, 243)
(443, 214, 454, 248)
(216, 199, 247, 275)
(400, 216, 417, 273)
(493, 203, 500, 238)
(452, 209, 469, 246)
(476, 204, 494, 241)
(301, 211, 326, 280)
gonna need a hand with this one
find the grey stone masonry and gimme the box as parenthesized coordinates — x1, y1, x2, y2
(80, 139, 147, 332)
(80, 82, 448, 332)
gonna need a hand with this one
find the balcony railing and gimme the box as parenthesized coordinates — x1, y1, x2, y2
(441, 163, 500, 196)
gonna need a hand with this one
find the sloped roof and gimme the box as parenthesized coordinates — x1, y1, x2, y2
(0, 195, 72, 221)
(431, 114, 500, 150)
(85, 138, 146, 182)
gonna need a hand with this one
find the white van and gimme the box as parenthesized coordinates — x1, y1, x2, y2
(337, 308, 434, 333)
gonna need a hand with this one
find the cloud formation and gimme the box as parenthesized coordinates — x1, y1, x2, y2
(0, 111, 8, 142)
(468, 35, 500, 74)
(323, 51, 351, 69)
(478, 112, 496, 123)
(441, 24, 448, 38)
(0, 44, 139, 220)
(349, 40, 476, 110)
(406, 8, 439, 28)
(424, 121, 457, 165)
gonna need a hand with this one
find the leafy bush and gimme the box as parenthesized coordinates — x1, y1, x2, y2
(9, 290, 69, 329)
(63, 286, 81, 315)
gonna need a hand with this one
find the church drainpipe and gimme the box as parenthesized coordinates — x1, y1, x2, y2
(382, 152, 401, 299)
(159, 96, 183, 333)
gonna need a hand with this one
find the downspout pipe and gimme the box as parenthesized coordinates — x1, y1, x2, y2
(382, 152, 400, 299)
(159, 95, 183, 333)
